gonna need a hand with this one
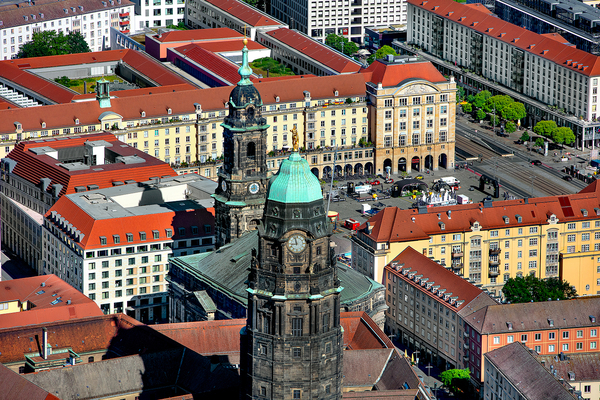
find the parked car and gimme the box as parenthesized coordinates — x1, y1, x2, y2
(384, 178, 394, 184)
(415, 175, 424, 180)
(531, 160, 542, 166)
(368, 179, 381, 185)
(514, 139, 524, 145)
(562, 175, 573, 181)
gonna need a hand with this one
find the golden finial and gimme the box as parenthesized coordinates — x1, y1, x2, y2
(291, 125, 299, 152)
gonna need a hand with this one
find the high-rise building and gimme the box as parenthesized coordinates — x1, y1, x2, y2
(240, 129, 343, 400)
(213, 38, 271, 248)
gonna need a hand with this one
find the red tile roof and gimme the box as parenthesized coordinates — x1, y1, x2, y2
(6, 133, 177, 197)
(0, 314, 143, 364)
(359, 181, 600, 243)
(0, 364, 60, 400)
(362, 58, 447, 87)
(0, 73, 366, 135)
(385, 247, 494, 313)
(46, 195, 215, 249)
(154, 27, 243, 42)
(153, 312, 391, 356)
(170, 44, 248, 86)
(196, 39, 267, 53)
(0, 275, 103, 329)
(264, 28, 362, 74)
(0, 0, 134, 29)
(408, 0, 600, 76)
(71, 83, 196, 101)
(541, 33, 574, 47)
(0, 49, 188, 104)
(203, 0, 282, 27)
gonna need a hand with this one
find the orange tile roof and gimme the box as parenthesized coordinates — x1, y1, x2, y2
(203, 0, 282, 27)
(264, 28, 362, 74)
(541, 33, 574, 46)
(0, 314, 144, 364)
(385, 247, 494, 312)
(46, 195, 215, 249)
(0, 49, 188, 104)
(0, 73, 366, 135)
(154, 27, 243, 42)
(359, 181, 600, 243)
(408, 0, 600, 76)
(362, 58, 447, 87)
(196, 39, 267, 53)
(6, 133, 177, 197)
(0, 275, 103, 329)
(170, 44, 248, 86)
(152, 312, 391, 356)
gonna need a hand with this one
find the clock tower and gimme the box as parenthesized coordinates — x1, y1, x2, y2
(213, 38, 270, 248)
(240, 134, 344, 400)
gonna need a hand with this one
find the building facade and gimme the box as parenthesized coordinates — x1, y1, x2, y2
(383, 247, 497, 373)
(42, 173, 215, 321)
(536, 352, 600, 400)
(0, 0, 133, 59)
(268, 0, 407, 44)
(130, 0, 185, 29)
(406, 0, 600, 147)
(353, 182, 600, 297)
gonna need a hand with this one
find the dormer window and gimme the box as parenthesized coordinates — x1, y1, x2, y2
(100, 236, 107, 245)
(167, 108, 172, 115)
(194, 103, 202, 112)
(503, 216, 509, 224)
(516, 214, 522, 223)
(15, 122, 22, 130)
(439, 222, 445, 230)
(334, 90, 339, 97)
(75, 118, 80, 125)
(141, 111, 146, 118)
(41, 122, 46, 128)
(275, 96, 280, 103)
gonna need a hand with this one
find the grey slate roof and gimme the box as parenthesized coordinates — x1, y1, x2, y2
(194, 290, 217, 313)
(536, 352, 600, 383)
(170, 230, 385, 308)
(485, 342, 576, 400)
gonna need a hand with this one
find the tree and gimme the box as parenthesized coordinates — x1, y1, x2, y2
(461, 103, 472, 113)
(466, 94, 475, 103)
(502, 275, 577, 303)
(440, 369, 470, 393)
(520, 131, 530, 142)
(484, 95, 514, 114)
(488, 113, 500, 127)
(476, 109, 486, 121)
(533, 120, 558, 138)
(552, 126, 575, 153)
(535, 137, 546, 148)
(501, 102, 526, 122)
(472, 90, 492, 109)
(367, 45, 396, 64)
(457, 87, 466, 102)
(17, 30, 90, 58)
(505, 121, 516, 133)
(326, 33, 358, 57)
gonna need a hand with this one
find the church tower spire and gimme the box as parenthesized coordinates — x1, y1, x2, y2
(213, 39, 270, 248)
(240, 137, 344, 399)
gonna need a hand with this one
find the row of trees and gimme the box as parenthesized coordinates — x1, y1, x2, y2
(502, 275, 577, 303)
(461, 90, 526, 133)
(324, 34, 399, 65)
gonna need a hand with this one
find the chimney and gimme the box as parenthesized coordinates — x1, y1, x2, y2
(42, 327, 48, 360)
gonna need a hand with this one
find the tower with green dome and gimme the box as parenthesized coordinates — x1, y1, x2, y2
(213, 38, 270, 248)
(240, 132, 344, 400)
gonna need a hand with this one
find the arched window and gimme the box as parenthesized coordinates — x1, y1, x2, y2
(247, 142, 256, 160)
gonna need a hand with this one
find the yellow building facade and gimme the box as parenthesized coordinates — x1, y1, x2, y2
(353, 190, 600, 298)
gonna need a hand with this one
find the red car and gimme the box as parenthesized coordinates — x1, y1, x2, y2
(385, 178, 394, 184)
(368, 179, 381, 185)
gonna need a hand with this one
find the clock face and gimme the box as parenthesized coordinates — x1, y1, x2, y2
(288, 234, 307, 253)
(249, 182, 260, 194)
(221, 180, 227, 192)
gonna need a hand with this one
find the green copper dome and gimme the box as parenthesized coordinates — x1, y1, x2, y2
(267, 152, 323, 203)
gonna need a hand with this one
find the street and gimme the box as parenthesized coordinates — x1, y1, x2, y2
(0, 249, 36, 281)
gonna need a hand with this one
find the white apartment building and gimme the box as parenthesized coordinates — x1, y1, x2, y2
(42, 173, 216, 322)
(407, 0, 600, 147)
(269, 0, 407, 44)
(131, 0, 184, 29)
(0, 0, 134, 59)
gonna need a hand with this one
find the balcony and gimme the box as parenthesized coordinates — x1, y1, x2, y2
(489, 259, 500, 266)
(464, 331, 469, 338)
(463, 355, 469, 361)
(120, 29, 130, 34)
(119, 12, 129, 17)
(451, 263, 463, 271)
(119, 20, 129, 26)
(451, 251, 463, 258)
(489, 248, 501, 255)
(463, 343, 469, 349)
(489, 266, 500, 277)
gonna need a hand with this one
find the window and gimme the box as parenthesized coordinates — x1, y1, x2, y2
(592, 342, 597, 349)
(563, 331, 569, 339)
(548, 344, 555, 352)
(562, 343, 569, 351)
(293, 390, 301, 399)
(507, 335, 514, 343)
(535, 333, 541, 341)
(577, 330, 583, 338)
(585, 385, 591, 393)
(493, 336, 500, 344)
(576, 342, 583, 350)
(292, 318, 303, 336)
(592, 329, 597, 337)
(549, 332, 555, 340)
(521, 334, 528, 342)
(293, 347, 301, 358)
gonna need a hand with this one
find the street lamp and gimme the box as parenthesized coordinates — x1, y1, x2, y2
(413, 350, 420, 365)
(425, 363, 434, 377)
